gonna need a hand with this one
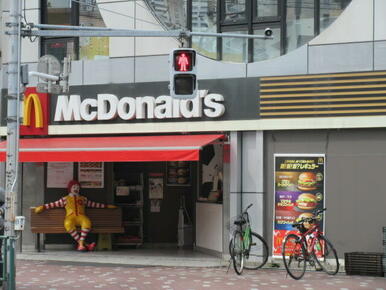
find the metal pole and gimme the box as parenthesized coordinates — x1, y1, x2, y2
(23, 25, 273, 40)
(28, 71, 59, 82)
(4, 0, 21, 287)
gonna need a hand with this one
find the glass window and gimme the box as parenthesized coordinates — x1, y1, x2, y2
(79, 0, 109, 60)
(286, 0, 315, 53)
(43, 0, 77, 60)
(320, 0, 351, 32)
(42, 38, 76, 61)
(223, 0, 246, 23)
(253, 26, 280, 62)
(146, 0, 187, 29)
(46, 0, 72, 25)
(256, 0, 279, 18)
(222, 30, 248, 62)
(192, 0, 217, 59)
(144, 0, 353, 63)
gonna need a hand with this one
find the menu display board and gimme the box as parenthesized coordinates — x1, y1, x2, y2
(166, 161, 190, 186)
(78, 162, 104, 188)
(272, 154, 325, 257)
(47, 162, 73, 188)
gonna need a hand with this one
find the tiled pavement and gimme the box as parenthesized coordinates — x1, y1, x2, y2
(16, 260, 386, 290)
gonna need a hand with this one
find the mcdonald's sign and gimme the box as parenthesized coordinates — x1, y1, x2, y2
(20, 87, 49, 136)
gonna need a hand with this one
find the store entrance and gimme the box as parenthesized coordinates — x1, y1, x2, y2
(112, 162, 196, 248)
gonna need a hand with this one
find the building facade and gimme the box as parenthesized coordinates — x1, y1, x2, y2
(1, 0, 386, 261)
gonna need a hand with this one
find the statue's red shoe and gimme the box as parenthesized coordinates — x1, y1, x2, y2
(87, 242, 96, 251)
(77, 244, 87, 251)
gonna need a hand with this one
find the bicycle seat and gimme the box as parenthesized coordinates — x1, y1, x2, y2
(234, 219, 246, 226)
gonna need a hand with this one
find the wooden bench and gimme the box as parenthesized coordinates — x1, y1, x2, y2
(30, 207, 124, 252)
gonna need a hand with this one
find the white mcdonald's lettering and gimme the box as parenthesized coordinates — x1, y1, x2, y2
(23, 93, 44, 128)
(54, 90, 225, 122)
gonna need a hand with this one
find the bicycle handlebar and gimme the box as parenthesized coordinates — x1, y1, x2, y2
(244, 203, 253, 212)
(315, 208, 327, 216)
(292, 208, 327, 228)
(234, 203, 253, 224)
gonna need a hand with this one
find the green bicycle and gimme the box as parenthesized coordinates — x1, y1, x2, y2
(229, 203, 268, 275)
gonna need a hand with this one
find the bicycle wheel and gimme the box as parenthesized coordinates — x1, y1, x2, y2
(228, 236, 234, 258)
(312, 234, 339, 275)
(231, 230, 244, 275)
(282, 234, 306, 280)
(244, 232, 268, 270)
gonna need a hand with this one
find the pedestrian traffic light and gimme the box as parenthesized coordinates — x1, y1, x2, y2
(169, 48, 197, 99)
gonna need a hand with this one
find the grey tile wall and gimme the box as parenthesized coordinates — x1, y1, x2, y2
(308, 42, 374, 74)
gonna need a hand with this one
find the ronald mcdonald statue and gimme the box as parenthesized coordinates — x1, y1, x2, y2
(35, 180, 116, 251)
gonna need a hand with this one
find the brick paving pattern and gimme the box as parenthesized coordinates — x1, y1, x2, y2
(16, 260, 386, 290)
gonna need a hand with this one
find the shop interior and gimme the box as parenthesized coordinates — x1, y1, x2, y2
(43, 143, 224, 253)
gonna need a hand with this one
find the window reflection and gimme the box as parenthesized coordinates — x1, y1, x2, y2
(42, 38, 76, 61)
(253, 27, 280, 62)
(224, 0, 246, 22)
(79, 0, 109, 60)
(286, 0, 314, 53)
(145, 0, 353, 63)
(222, 31, 248, 63)
(320, 0, 351, 31)
(192, 0, 217, 58)
(46, 0, 72, 25)
(146, 0, 187, 29)
(44, 0, 75, 60)
(256, 0, 278, 18)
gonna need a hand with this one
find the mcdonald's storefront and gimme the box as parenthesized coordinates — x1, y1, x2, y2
(0, 82, 235, 254)
(2, 69, 386, 260)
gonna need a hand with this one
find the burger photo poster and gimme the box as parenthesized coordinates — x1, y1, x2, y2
(272, 154, 325, 257)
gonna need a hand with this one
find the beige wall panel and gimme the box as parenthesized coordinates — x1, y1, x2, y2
(24, 0, 40, 9)
(134, 1, 178, 56)
(2, 9, 39, 64)
(374, 0, 386, 41)
(310, 0, 373, 45)
(98, 1, 135, 57)
(21, 10, 39, 63)
(196, 203, 223, 253)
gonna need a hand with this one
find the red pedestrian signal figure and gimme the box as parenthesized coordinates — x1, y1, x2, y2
(170, 48, 197, 99)
(177, 53, 190, 72)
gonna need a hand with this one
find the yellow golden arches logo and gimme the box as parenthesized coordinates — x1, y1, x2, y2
(23, 93, 43, 128)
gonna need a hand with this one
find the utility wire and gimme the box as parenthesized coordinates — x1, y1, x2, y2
(22, 0, 38, 42)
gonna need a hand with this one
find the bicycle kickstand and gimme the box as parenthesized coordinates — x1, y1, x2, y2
(226, 257, 232, 273)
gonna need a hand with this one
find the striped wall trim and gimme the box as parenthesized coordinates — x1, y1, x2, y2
(259, 71, 386, 118)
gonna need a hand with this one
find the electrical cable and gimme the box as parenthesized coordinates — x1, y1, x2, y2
(22, 0, 38, 42)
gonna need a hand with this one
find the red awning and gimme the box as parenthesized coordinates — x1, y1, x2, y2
(0, 134, 224, 162)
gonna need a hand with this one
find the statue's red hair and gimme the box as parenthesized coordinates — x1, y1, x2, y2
(67, 180, 80, 193)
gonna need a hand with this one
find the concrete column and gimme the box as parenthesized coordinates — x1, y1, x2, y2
(21, 163, 44, 251)
(229, 131, 242, 229)
(227, 131, 265, 244)
(241, 131, 264, 236)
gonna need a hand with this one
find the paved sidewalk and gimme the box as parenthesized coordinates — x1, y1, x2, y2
(17, 248, 223, 267)
(16, 259, 386, 290)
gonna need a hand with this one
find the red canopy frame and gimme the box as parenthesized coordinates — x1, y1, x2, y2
(0, 134, 224, 162)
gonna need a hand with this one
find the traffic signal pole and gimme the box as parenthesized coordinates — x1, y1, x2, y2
(4, 0, 21, 289)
